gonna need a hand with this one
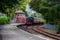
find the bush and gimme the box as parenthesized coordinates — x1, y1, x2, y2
(0, 16, 9, 25)
(56, 24, 60, 34)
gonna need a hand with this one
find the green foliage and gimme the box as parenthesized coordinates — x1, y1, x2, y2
(18, 0, 29, 11)
(0, 17, 9, 25)
(17, 0, 29, 16)
(29, 0, 60, 24)
(56, 23, 60, 34)
(0, 0, 20, 13)
(0, 0, 29, 20)
(30, 0, 60, 32)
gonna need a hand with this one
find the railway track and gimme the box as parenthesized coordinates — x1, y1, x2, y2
(32, 26, 60, 40)
(17, 24, 60, 40)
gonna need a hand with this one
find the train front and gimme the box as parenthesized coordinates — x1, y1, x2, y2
(25, 17, 34, 25)
(25, 17, 45, 25)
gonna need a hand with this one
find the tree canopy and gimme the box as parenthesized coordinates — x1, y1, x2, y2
(0, 0, 29, 19)
(0, 0, 19, 13)
(30, 0, 60, 33)
(29, 0, 60, 24)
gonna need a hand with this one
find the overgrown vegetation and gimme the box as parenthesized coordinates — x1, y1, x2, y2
(0, 0, 29, 19)
(29, 0, 60, 33)
(0, 16, 9, 25)
(0, 0, 29, 23)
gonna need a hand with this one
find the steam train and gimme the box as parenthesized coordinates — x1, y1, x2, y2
(15, 10, 45, 27)
(25, 17, 45, 25)
(17, 17, 45, 28)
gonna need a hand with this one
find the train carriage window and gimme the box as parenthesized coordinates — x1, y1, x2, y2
(17, 13, 23, 16)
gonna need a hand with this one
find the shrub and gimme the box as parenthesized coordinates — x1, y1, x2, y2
(56, 24, 60, 34)
(0, 16, 9, 25)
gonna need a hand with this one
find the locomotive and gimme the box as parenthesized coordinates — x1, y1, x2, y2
(25, 17, 45, 26)
(17, 16, 45, 28)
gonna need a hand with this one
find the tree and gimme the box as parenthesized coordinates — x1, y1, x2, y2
(29, 0, 60, 33)
(0, 0, 20, 13)
(0, 0, 29, 19)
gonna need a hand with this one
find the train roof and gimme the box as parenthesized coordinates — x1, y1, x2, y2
(15, 10, 24, 14)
